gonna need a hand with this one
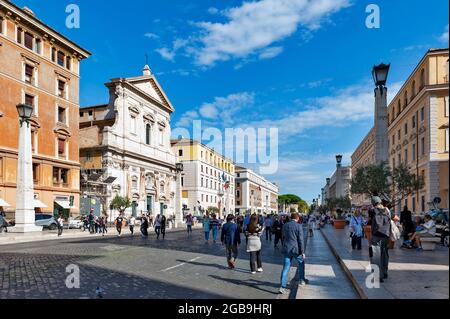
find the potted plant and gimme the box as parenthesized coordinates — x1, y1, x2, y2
(333, 209, 347, 229)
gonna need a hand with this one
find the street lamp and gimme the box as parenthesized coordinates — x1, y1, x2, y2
(372, 63, 390, 88)
(11, 104, 42, 233)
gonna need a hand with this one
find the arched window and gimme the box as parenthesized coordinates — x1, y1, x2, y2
(404, 91, 408, 108)
(145, 124, 151, 145)
(397, 100, 401, 116)
(420, 69, 425, 89)
(411, 80, 416, 98)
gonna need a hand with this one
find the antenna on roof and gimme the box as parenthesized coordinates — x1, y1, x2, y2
(145, 53, 149, 65)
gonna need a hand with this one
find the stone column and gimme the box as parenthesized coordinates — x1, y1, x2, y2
(175, 172, 182, 228)
(10, 120, 42, 233)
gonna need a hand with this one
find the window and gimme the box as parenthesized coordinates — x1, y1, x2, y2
(446, 128, 449, 152)
(397, 129, 401, 140)
(17, 27, 22, 44)
(51, 47, 56, 62)
(32, 163, 40, 184)
(0, 16, 4, 34)
(420, 69, 425, 89)
(58, 138, 66, 158)
(445, 96, 449, 118)
(412, 143, 416, 161)
(53, 167, 69, 186)
(397, 100, 401, 116)
(35, 38, 41, 54)
(86, 152, 92, 161)
(420, 107, 425, 122)
(412, 115, 416, 129)
(181, 177, 184, 187)
(412, 197, 416, 213)
(397, 153, 401, 165)
(392, 158, 396, 169)
(404, 122, 408, 136)
(58, 107, 66, 124)
(132, 177, 138, 189)
(57, 80, 66, 98)
(421, 137, 425, 155)
(404, 149, 408, 164)
(236, 190, 240, 197)
(66, 56, 71, 71)
(88, 110, 93, 117)
(404, 91, 408, 108)
(25, 93, 34, 107)
(79, 111, 84, 117)
(25, 64, 34, 84)
(206, 195, 209, 203)
(201, 194, 204, 202)
(201, 178, 204, 187)
(160, 183, 165, 194)
(57, 51, 65, 67)
(24, 32, 33, 50)
(392, 134, 395, 146)
(146, 124, 151, 145)
(411, 80, 416, 98)
(201, 165, 203, 173)
(421, 196, 425, 212)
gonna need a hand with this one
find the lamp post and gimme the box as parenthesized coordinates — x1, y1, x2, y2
(175, 162, 183, 228)
(10, 104, 42, 233)
(372, 63, 390, 164)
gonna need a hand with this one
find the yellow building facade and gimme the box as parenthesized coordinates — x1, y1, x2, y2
(387, 48, 449, 213)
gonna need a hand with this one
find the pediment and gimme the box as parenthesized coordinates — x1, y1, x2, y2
(54, 127, 71, 137)
(127, 77, 174, 112)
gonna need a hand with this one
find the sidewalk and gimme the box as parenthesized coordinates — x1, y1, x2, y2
(321, 224, 449, 299)
(0, 224, 201, 246)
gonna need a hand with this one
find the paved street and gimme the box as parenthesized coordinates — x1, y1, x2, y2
(0, 228, 302, 299)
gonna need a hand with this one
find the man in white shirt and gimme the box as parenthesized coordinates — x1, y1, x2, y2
(410, 214, 436, 251)
(129, 216, 136, 235)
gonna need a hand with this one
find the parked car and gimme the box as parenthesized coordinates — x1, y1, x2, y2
(35, 214, 58, 230)
(68, 216, 85, 229)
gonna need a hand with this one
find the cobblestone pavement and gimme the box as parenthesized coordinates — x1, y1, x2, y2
(0, 228, 302, 299)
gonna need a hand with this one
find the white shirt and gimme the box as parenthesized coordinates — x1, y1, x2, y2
(129, 217, 136, 226)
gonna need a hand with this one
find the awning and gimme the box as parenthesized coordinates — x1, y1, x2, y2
(0, 198, 11, 207)
(34, 199, 48, 208)
(55, 200, 77, 210)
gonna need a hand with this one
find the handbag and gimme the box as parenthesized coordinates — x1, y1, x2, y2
(390, 220, 401, 241)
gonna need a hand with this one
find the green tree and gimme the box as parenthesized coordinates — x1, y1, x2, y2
(110, 195, 131, 215)
(278, 194, 302, 206)
(207, 206, 219, 215)
(392, 163, 425, 208)
(351, 162, 391, 198)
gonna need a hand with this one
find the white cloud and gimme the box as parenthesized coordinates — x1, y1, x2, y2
(175, 110, 199, 128)
(439, 24, 449, 43)
(259, 46, 284, 60)
(246, 81, 401, 142)
(155, 38, 188, 61)
(194, 0, 351, 66)
(144, 32, 159, 39)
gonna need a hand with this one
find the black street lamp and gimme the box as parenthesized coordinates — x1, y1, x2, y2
(372, 63, 390, 88)
(16, 103, 34, 126)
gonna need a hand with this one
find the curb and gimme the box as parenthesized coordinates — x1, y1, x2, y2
(0, 225, 202, 246)
(320, 228, 368, 300)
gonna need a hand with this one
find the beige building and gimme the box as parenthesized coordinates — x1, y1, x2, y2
(171, 138, 235, 217)
(387, 48, 449, 213)
(0, 1, 90, 218)
(235, 166, 278, 215)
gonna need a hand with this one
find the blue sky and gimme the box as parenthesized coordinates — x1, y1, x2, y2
(14, 0, 449, 202)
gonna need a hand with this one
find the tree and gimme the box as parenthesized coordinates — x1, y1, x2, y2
(351, 162, 391, 198)
(392, 163, 425, 208)
(278, 194, 302, 206)
(297, 200, 309, 214)
(207, 206, 219, 215)
(110, 195, 131, 215)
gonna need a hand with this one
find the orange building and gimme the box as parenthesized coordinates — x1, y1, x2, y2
(0, 1, 90, 218)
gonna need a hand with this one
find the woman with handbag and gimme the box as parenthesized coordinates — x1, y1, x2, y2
(349, 210, 364, 250)
(245, 214, 264, 274)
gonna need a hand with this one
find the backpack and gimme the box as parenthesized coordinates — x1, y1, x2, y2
(372, 207, 391, 237)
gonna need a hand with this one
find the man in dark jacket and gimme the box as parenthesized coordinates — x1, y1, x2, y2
(272, 215, 283, 248)
(221, 214, 241, 269)
(279, 213, 307, 294)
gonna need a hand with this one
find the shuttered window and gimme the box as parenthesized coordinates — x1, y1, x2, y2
(25, 65, 34, 83)
(25, 94, 34, 106)
(57, 51, 65, 67)
(58, 139, 65, 157)
(24, 32, 33, 50)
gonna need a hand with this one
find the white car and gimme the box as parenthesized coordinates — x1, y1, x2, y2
(68, 216, 84, 229)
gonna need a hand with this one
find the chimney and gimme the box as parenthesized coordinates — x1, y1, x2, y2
(143, 65, 152, 76)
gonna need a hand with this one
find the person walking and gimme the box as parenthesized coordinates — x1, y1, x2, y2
(115, 214, 124, 237)
(140, 214, 149, 238)
(210, 214, 220, 243)
(129, 215, 136, 236)
(154, 214, 162, 239)
(264, 214, 273, 241)
(185, 213, 193, 236)
(57, 213, 64, 237)
(98, 216, 106, 236)
(243, 214, 251, 244)
(308, 214, 316, 237)
(88, 209, 95, 234)
(203, 213, 211, 243)
(272, 215, 283, 248)
(350, 210, 364, 250)
(0, 210, 7, 233)
(369, 196, 392, 283)
(160, 214, 167, 240)
(279, 213, 308, 294)
(221, 214, 241, 269)
(245, 214, 264, 274)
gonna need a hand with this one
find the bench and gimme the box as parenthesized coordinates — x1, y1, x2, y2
(421, 237, 441, 251)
